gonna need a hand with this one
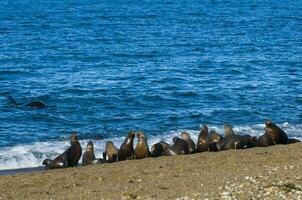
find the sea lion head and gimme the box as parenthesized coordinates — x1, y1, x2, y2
(264, 120, 279, 134)
(86, 141, 94, 152)
(42, 159, 52, 166)
(181, 131, 191, 141)
(200, 125, 208, 135)
(106, 141, 114, 149)
(70, 132, 79, 144)
(136, 131, 146, 141)
(224, 124, 235, 137)
(126, 131, 135, 145)
(172, 137, 179, 144)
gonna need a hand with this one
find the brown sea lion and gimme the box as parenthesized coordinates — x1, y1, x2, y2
(208, 130, 224, 151)
(9, 96, 46, 108)
(265, 120, 288, 144)
(196, 125, 210, 152)
(118, 131, 135, 161)
(42, 133, 82, 169)
(181, 131, 195, 153)
(104, 141, 119, 162)
(82, 141, 96, 166)
(164, 137, 189, 156)
(134, 131, 150, 159)
(151, 141, 170, 157)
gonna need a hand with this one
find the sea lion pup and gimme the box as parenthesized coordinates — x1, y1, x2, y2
(82, 141, 96, 166)
(118, 131, 135, 161)
(8, 96, 46, 108)
(134, 131, 150, 159)
(151, 141, 170, 157)
(196, 125, 210, 152)
(42, 133, 82, 169)
(164, 137, 189, 156)
(103, 141, 119, 162)
(264, 120, 288, 144)
(181, 131, 195, 153)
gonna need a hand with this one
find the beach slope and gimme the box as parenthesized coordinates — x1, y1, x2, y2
(1, 144, 302, 199)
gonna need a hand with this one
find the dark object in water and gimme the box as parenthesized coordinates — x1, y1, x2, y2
(8, 96, 46, 108)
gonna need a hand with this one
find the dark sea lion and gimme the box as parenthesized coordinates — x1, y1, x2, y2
(134, 131, 150, 159)
(82, 141, 96, 166)
(256, 133, 275, 147)
(42, 133, 82, 169)
(9, 96, 46, 108)
(288, 138, 301, 144)
(265, 120, 288, 144)
(164, 137, 189, 156)
(220, 124, 256, 150)
(181, 131, 195, 153)
(151, 141, 170, 157)
(196, 125, 210, 152)
(104, 141, 119, 162)
(118, 131, 135, 161)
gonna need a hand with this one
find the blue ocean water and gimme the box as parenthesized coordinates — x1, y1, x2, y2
(0, 0, 301, 169)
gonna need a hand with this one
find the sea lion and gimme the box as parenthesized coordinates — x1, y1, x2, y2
(181, 131, 195, 153)
(118, 131, 135, 161)
(104, 141, 119, 162)
(9, 96, 46, 108)
(256, 133, 275, 147)
(219, 124, 256, 150)
(264, 120, 288, 144)
(208, 130, 224, 151)
(151, 141, 170, 157)
(42, 133, 82, 169)
(196, 125, 210, 152)
(82, 141, 96, 166)
(134, 131, 150, 159)
(164, 137, 189, 156)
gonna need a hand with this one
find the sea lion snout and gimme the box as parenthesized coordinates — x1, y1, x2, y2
(265, 120, 272, 127)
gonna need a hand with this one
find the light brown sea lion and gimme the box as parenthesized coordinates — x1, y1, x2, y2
(265, 120, 288, 144)
(118, 131, 135, 161)
(181, 131, 195, 153)
(164, 137, 189, 156)
(209, 130, 224, 151)
(82, 141, 96, 166)
(151, 141, 170, 157)
(42, 133, 82, 169)
(134, 131, 150, 159)
(196, 125, 210, 152)
(104, 141, 119, 162)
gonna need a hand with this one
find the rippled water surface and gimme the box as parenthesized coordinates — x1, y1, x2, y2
(0, 0, 301, 169)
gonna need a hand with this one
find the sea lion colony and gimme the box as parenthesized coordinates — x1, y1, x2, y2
(42, 120, 300, 169)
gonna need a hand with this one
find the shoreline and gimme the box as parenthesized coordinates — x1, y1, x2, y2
(1, 143, 302, 199)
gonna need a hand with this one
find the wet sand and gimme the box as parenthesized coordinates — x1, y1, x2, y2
(1, 143, 302, 200)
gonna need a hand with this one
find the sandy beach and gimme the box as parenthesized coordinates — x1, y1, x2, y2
(0, 143, 302, 200)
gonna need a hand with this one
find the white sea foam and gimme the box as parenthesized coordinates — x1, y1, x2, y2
(0, 122, 301, 170)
